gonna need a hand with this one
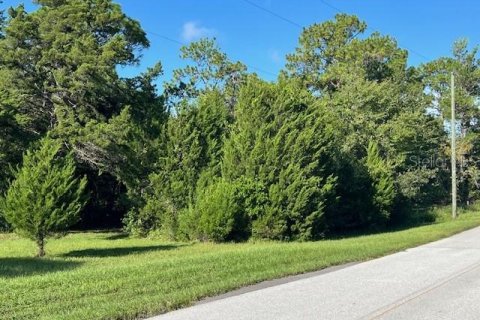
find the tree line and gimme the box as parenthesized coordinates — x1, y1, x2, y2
(1, 1, 480, 254)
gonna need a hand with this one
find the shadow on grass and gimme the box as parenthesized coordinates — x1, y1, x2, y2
(0, 257, 82, 278)
(103, 233, 130, 240)
(62, 244, 185, 258)
(325, 210, 439, 240)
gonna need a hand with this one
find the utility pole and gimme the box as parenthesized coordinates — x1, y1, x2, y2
(451, 72, 457, 219)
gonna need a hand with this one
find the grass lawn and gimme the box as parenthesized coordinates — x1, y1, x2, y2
(1, 207, 480, 320)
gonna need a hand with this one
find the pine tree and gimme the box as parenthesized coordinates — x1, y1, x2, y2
(0, 138, 87, 256)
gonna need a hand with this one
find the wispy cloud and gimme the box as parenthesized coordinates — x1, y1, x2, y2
(263, 0, 272, 8)
(181, 21, 216, 42)
(269, 49, 283, 64)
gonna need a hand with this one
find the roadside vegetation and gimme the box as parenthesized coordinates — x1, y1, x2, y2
(1, 1, 480, 319)
(2, 0, 480, 249)
(1, 206, 479, 320)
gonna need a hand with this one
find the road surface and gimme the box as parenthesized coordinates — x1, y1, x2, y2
(151, 226, 480, 320)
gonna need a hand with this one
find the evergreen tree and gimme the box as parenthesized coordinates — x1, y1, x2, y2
(0, 0, 149, 137)
(366, 141, 395, 222)
(0, 0, 167, 227)
(165, 38, 247, 112)
(286, 14, 367, 93)
(127, 90, 229, 236)
(0, 138, 87, 256)
(223, 77, 337, 240)
(285, 14, 447, 229)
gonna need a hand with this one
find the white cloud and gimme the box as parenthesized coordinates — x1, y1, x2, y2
(269, 49, 282, 64)
(181, 21, 216, 42)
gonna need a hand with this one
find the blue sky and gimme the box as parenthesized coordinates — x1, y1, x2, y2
(3, 0, 480, 84)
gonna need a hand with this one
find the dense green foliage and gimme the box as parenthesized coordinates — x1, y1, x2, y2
(0, 138, 87, 256)
(0, 208, 479, 319)
(222, 77, 338, 240)
(195, 179, 249, 242)
(421, 39, 480, 204)
(1, 2, 479, 242)
(0, 0, 165, 229)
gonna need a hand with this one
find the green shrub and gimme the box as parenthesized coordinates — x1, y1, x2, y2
(0, 138, 87, 256)
(177, 205, 200, 241)
(192, 178, 268, 242)
(123, 195, 178, 239)
(196, 180, 247, 242)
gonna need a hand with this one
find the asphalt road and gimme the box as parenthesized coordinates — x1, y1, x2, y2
(151, 226, 480, 320)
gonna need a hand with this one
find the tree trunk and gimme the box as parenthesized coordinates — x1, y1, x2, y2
(36, 237, 45, 257)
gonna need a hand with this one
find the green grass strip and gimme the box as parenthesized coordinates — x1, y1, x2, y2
(1, 207, 479, 320)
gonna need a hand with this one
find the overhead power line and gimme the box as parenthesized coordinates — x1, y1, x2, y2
(318, 0, 432, 61)
(240, 0, 302, 29)
(146, 30, 184, 46)
(240, 0, 432, 62)
(144, 30, 277, 78)
(318, 0, 343, 13)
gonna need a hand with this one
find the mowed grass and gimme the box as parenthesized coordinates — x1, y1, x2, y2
(1, 208, 480, 320)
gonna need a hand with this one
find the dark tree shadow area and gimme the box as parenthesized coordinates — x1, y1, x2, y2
(324, 207, 439, 241)
(0, 257, 82, 278)
(103, 233, 130, 240)
(62, 244, 185, 258)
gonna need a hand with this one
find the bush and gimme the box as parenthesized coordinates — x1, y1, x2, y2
(177, 205, 200, 241)
(123, 195, 178, 239)
(0, 138, 87, 256)
(192, 178, 268, 242)
(196, 180, 248, 242)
